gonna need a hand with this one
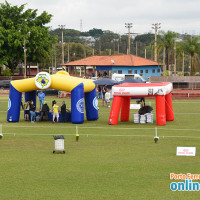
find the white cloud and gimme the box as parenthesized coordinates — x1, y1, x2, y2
(4, 0, 200, 34)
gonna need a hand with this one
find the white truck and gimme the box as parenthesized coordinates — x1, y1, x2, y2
(111, 73, 148, 82)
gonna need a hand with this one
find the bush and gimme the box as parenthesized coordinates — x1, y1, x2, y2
(184, 72, 190, 76)
(163, 70, 170, 76)
(2, 68, 13, 76)
(177, 72, 183, 76)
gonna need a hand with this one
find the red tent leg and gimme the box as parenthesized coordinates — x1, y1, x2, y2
(108, 96, 122, 125)
(165, 92, 174, 121)
(156, 95, 166, 125)
(121, 97, 131, 121)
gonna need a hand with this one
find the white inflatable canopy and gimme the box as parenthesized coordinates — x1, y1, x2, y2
(112, 82, 173, 96)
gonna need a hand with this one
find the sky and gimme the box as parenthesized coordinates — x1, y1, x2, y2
(2, 0, 200, 35)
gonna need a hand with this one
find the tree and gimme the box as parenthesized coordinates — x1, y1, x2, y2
(88, 28, 104, 37)
(0, 1, 56, 72)
(160, 31, 176, 70)
(183, 36, 200, 75)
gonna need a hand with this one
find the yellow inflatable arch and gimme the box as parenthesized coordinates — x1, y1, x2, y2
(7, 71, 98, 124)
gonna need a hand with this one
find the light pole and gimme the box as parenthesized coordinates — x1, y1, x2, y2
(125, 23, 133, 54)
(58, 25, 65, 64)
(152, 23, 161, 62)
(23, 31, 30, 78)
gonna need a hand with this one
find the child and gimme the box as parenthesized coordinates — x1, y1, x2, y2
(105, 90, 111, 108)
(24, 101, 30, 121)
(52, 102, 59, 123)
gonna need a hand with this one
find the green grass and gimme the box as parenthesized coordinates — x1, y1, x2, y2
(0, 96, 200, 199)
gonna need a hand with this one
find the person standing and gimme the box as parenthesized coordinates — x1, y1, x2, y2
(61, 101, 66, 122)
(29, 100, 36, 123)
(24, 101, 30, 121)
(38, 91, 45, 109)
(52, 102, 59, 123)
(105, 90, 111, 107)
(98, 85, 102, 99)
(21, 95, 24, 110)
(40, 101, 49, 121)
(102, 85, 107, 106)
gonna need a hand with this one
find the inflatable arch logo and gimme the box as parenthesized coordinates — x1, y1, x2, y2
(35, 72, 51, 89)
(93, 97, 98, 110)
(76, 98, 84, 113)
(7, 71, 99, 124)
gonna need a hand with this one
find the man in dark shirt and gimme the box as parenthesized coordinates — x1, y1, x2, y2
(102, 85, 107, 106)
(29, 100, 36, 123)
(61, 101, 66, 122)
(40, 101, 49, 121)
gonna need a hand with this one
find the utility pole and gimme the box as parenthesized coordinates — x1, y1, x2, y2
(68, 41, 70, 63)
(24, 37, 27, 78)
(163, 47, 166, 72)
(145, 48, 147, 59)
(136, 41, 138, 56)
(174, 39, 177, 76)
(98, 38, 101, 55)
(118, 38, 120, 54)
(182, 51, 185, 74)
(51, 44, 54, 74)
(23, 31, 30, 78)
(152, 23, 161, 62)
(125, 23, 133, 54)
(54, 44, 56, 74)
(113, 39, 115, 53)
(58, 25, 65, 64)
(83, 41, 86, 58)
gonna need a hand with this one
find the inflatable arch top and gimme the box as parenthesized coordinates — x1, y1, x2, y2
(108, 82, 174, 126)
(7, 71, 98, 123)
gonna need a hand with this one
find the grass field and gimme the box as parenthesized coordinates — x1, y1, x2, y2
(1, 95, 200, 199)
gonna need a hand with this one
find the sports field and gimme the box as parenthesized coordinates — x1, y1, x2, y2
(0, 95, 200, 199)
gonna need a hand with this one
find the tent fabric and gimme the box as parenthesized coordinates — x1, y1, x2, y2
(95, 78, 118, 86)
(118, 78, 145, 84)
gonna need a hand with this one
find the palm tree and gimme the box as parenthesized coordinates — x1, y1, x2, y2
(160, 31, 177, 71)
(183, 36, 200, 75)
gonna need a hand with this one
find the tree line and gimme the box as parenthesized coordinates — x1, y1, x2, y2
(1, 1, 200, 76)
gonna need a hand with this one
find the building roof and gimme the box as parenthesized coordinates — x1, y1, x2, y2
(63, 54, 163, 67)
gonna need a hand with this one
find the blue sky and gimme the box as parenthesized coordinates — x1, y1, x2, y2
(2, 0, 200, 35)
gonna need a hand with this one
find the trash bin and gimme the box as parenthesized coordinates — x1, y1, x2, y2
(53, 135, 65, 154)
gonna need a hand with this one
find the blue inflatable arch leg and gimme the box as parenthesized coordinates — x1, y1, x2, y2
(85, 88, 99, 121)
(7, 83, 22, 122)
(71, 83, 84, 124)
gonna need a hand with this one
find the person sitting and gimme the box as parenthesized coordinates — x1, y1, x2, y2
(40, 101, 49, 121)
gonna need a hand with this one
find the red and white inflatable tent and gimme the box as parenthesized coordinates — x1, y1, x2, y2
(108, 82, 174, 125)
